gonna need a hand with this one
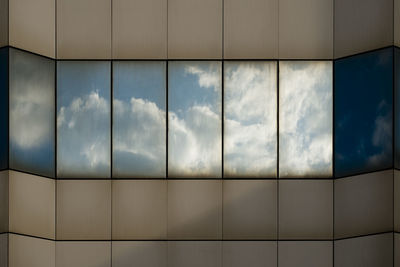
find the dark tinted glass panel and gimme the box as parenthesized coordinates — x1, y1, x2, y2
(57, 61, 111, 178)
(168, 62, 222, 178)
(9, 49, 55, 177)
(113, 62, 166, 178)
(335, 48, 393, 177)
(224, 62, 277, 177)
(0, 48, 7, 170)
(395, 47, 400, 169)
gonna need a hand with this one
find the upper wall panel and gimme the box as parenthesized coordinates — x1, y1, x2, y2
(9, 0, 55, 58)
(224, 0, 278, 59)
(112, 0, 167, 59)
(57, 0, 111, 59)
(0, 0, 8, 48)
(168, 0, 222, 59)
(335, 0, 393, 59)
(279, 0, 333, 59)
(396, 0, 400, 47)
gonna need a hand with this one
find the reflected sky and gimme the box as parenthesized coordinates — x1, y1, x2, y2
(335, 48, 393, 177)
(168, 61, 222, 178)
(279, 61, 332, 178)
(113, 61, 166, 178)
(224, 62, 277, 177)
(9, 49, 55, 177)
(0, 48, 7, 170)
(395, 47, 400, 169)
(57, 61, 111, 178)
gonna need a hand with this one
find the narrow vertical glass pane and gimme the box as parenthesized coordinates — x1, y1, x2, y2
(113, 62, 166, 178)
(168, 61, 222, 178)
(335, 48, 393, 177)
(224, 62, 277, 177)
(0, 48, 8, 170)
(9, 49, 55, 177)
(395, 47, 400, 169)
(57, 61, 111, 178)
(279, 61, 332, 178)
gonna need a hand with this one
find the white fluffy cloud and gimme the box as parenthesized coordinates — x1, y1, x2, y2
(279, 62, 332, 177)
(224, 62, 277, 177)
(184, 64, 221, 90)
(57, 90, 110, 177)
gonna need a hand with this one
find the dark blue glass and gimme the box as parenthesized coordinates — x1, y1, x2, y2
(0, 47, 8, 170)
(395, 47, 400, 169)
(335, 48, 393, 177)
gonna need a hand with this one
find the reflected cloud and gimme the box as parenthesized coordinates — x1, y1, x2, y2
(57, 62, 110, 178)
(9, 49, 55, 177)
(279, 61, 332, 177)
(224, 62, 277, 177)
(168, 62, 222, 178)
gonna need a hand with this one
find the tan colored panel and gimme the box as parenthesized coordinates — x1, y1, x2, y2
(168, 0, 222, 59)
(168, 180, 222, 239)
(112, 241, 167, 267)
(335, 233, 393, 267)
(335, 0, 393, 58)
(396, 0, 400, 47)
(223, 180, 277, 239)
(395, 170, 400, 232)
(57, 0, 111, 59)
(279, 0, 333, 59)
(9, 234, 55, 267)
(168, 241, 221, 267)
(56, 241, 111, 267)
(224, 0, 278, 59)
(112, 180, 167, 240)
(9, 0, 55, 58)
(395, 234, 400, 267)
(279, 241, 333, 267)
(0, 234, 7, 267)
(0, 0, 8, 48)
(222, 241, 277, 267)
(56, 180, 111, 240)
(279, 180, 333, 239)
(112, 0, 167, 59)
(335, 170, 393, 238)
(0, 171, 8, 233)
(9, 171, 55, 239)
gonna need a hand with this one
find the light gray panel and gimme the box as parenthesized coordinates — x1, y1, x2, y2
(279, 180, 333, 239)
(112, 241, 167, 267)
(334, 170, 393, 238)
(278, 241, 333, 267)
(167, 241, 221, 267)
(334, 0, 393, 58)
(334, 233, 393, 267)
(222, 241, 277, 267)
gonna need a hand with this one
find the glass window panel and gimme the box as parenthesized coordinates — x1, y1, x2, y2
(9, 49, 55, 177)
(279, 61, 332, 178)
(395, 47, 400, 169)
(335, 48, 393, 177)
(168, 61, 222, 178)
(113, 62, 166, 178)
(57, 61, 111, 178)
(224, 62, 277, 178)
(0, 48, 8, 170)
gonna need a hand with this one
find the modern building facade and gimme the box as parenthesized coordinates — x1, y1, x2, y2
(0, 0, 399, 266)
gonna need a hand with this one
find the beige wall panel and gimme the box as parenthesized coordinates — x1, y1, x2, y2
(0, 234, 7, 267)
(9, 234, 55, 267)
(57, 0, 111, 59)
(56, 241, 111, 267)
(9, 0, 55, 58)
(112, 180, 167, 240)
(222, 241, 277, 267)
(279, 0, 333, 59)
(168, 241, 221, 267)
(168, 180, 222, 239)
(224, 0, 278, 59)
(395, 170, 400, 232)
(56, 180, 111, 240)
(335, 0, 393, 58)
(279, 241, 333, 267)
(0, 171, 8, 233)
(334, 170, 393, 239)
(0, 0, 8, 48)
(279, 180, 333, 239)
(396, 0, 400, 47)
(395, 234, 400, 267)
(223, 180, 277, 239)
(112, 241, 167, 267)
(168, 0, 222, 59)
(112, 0, 167, 59)
(9, 171, 55, 239)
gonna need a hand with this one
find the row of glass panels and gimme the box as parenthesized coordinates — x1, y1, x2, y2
(0, 47, 395, 178)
